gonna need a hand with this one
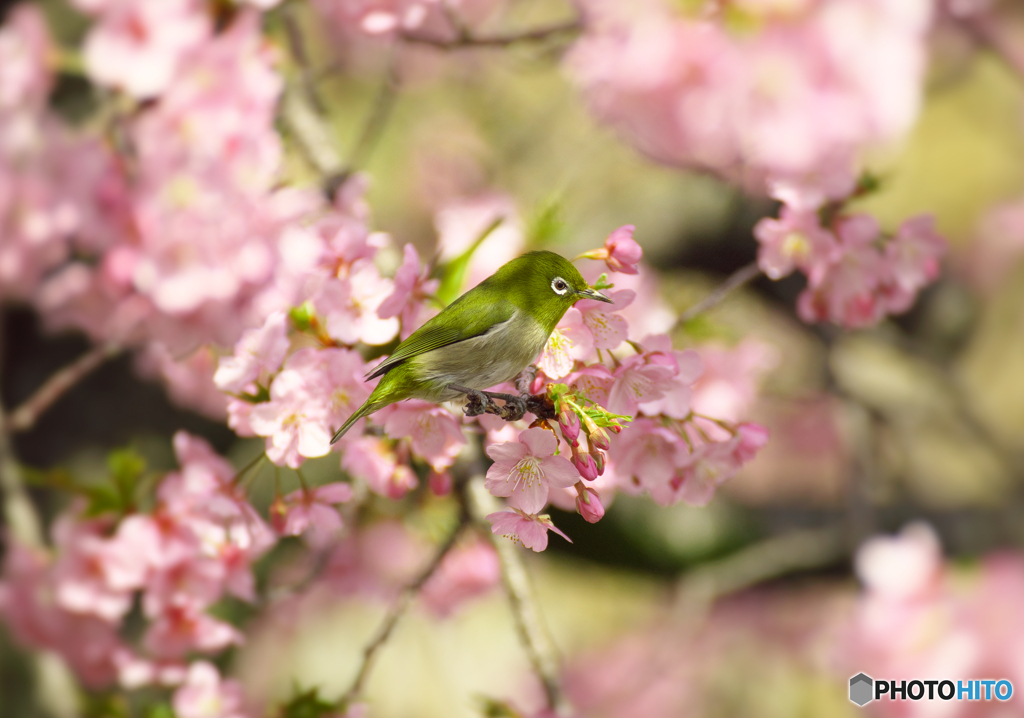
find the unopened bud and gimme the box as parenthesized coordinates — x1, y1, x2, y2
(576, 486, 606, 524)
(572, 448, 599, 481)
(588, 425, 610, 451)
(592, 449, 606, 476)
(558, 406, 580, 446)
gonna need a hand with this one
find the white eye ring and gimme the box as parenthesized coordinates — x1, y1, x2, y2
(551, 277, 569, 295)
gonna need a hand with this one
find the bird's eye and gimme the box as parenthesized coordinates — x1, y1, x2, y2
(551, 277, 569, 295)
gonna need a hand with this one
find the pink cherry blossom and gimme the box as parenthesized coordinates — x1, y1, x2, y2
(880, 215, 946, 313)
(539, 308, 595, 380)
(568, 0, 932, 196)
(665, 425, 768, 507)
(76, 0, 211, 98)
(485, 427, 581, 514)
(50, 514, 137, 623)
(753, 204, 839, 281)
(250, 348, 370, 467)
(0, 5, 52, 112)
(314, 259, 400, 346)
(381, 400, 466, 472)
(636, 335, 703, 419)
(273, 483, 354, 548)
(607, 353, 676, 416)
(855, 523, 943, 601)
(486, 508, 572, 553)
(576, 288, 635, 350)
(143, 602, 243, 659)
(611, 418, 684, 495)
(0, 540, 125, 687)
(341, 436, 419, 498)
(690, 340, 778, 423)
(214, 311, 291, 393)
(172, 661, 249, 718)
(569, 364, 615, 408)
(378, 242, 440, 339)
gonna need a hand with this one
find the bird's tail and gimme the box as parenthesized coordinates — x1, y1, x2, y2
(331, 400, 381, 444)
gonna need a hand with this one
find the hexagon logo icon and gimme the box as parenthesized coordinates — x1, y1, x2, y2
(850, 673, 873, 707)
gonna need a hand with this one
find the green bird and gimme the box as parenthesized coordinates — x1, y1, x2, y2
(331, 250, 612, 443)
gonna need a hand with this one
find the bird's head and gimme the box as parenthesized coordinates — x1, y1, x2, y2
(493, 250, 612, 330)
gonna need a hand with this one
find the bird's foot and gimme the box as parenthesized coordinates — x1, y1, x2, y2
(450, 385, 529, 421)
(450, 384, 492, 417)
(487, 392, 527, 422)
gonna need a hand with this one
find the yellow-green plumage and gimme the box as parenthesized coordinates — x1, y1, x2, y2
(331, 250, 611, 443)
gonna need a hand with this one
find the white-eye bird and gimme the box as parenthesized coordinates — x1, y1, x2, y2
(330, 250, 612, 443)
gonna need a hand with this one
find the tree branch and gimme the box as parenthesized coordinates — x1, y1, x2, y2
(676, 261, 761, 326)
(343, 511, 469, 701)
(400, 18, 583, 50)
(673, 526, 845, 619)
(7, 342, 121, 433)
(465, 477, 569, 714)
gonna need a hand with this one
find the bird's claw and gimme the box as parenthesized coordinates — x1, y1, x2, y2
(499, 395, 527, 422)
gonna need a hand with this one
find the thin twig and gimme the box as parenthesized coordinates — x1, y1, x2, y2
(346, 53, 401, 173)
(8, 342, 121, 433)
(282, 87, 346, 186)
(283, 6, 327, 115)
(676, 261, 761, 326)
(400, 18, 583, 49)
(673, 525, 845, 620)
(465, 477, 569, 714)
(343, 511, 469, 701)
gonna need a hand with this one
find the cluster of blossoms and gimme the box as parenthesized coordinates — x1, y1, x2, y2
(569, 0, 948, 328)
(213, 218, 769, 552)
(568, 0, 932, 198)
(754, 185, 946, 327)
(0, 434, 272, 713)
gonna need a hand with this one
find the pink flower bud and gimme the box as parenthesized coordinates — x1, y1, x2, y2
(576, 486, 606, 524)
(604, 225, 642, 274)
(572, 447, 599, 481)
(558, 406, 580, 446)
(733, 423, 769, 463)
(588, 426, 611, 451)
(592, 448, 606, 476)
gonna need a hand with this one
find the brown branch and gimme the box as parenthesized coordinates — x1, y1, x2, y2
(345, 53, 400, 174)
(465, 477, 569, 714)
(400, 18, 582, 49)
(8, 342, 121, 433)
(343, 511, 469, 701)
(676, 261, 761, 326)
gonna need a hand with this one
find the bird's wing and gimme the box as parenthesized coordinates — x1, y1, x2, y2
(366, 289, 515, 380)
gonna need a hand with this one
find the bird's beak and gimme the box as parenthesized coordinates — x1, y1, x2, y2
(577, 287, 613, 304)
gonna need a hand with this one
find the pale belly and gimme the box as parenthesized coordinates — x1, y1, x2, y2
(408, 311, 549, 402)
